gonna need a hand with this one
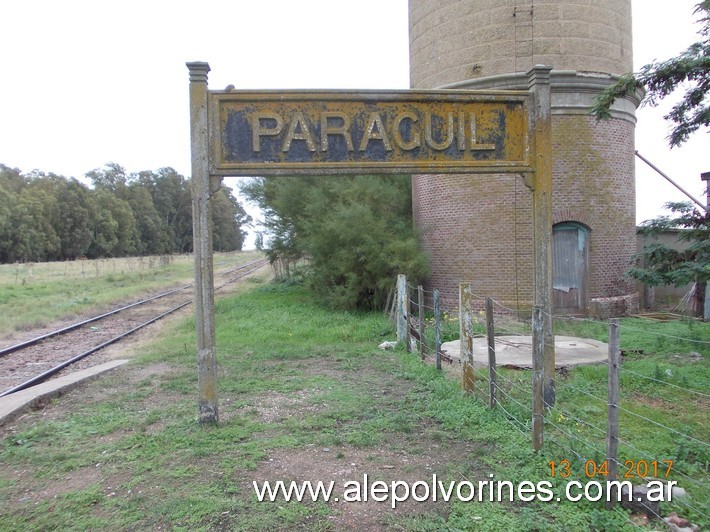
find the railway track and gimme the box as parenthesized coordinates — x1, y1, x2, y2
(0, 257, 269, 397)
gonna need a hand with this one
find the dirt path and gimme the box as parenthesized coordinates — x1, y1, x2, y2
(235, 355, 480, 529)
(0, 336, 487, 530)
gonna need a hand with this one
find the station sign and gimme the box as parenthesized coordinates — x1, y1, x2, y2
(187, 62, 554, 427)
(208, 90, 531, 176)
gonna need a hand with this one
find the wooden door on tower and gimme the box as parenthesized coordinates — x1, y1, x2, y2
(553, 222, 589, 315)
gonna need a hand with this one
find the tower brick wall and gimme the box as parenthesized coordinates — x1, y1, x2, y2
(409, 0, 639, 316)
(551, 114, 637, 301)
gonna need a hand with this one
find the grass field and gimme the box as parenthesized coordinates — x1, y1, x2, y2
(0, 281, 707, 530)
(0, 252, 263, 338)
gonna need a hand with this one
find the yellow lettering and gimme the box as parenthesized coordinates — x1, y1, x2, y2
(424, 112, 454, 151)
(359, 112, 392, 152)
(393, 112, 421, 150)
(283, 112, 316, 152)
(320, 112, 354, 152)
(251, 112, 284, 152)
(458, 111, 466, 151)
(469, 114, 496, 151)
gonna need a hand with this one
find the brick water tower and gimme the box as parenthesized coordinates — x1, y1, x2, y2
(409, 0, 641, 316)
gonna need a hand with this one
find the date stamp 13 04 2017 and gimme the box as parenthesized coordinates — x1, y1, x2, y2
(548, 459, 674, 480)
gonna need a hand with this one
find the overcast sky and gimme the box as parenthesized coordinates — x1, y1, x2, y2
(0, 0, 706, 231)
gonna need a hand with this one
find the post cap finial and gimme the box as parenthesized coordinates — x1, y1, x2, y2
(527, 65, 553, 88)
(187, 62, 210, 83)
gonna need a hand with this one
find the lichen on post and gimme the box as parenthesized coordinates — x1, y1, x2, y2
(187, 61, 219, 426)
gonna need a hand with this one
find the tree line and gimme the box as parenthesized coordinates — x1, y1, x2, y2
(0, 162, 250, 263)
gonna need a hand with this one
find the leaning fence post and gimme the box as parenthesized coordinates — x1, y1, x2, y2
(434, 289, 442, 371)
(459, 283, 475, 392)
(485, 297, 497, 408)
(532, 306, 544, 451)
(388, 289, 397, 328)
(606, 318, 621, 507)
(396, 274, 407, 344)
(406, 289, 413, 353)
(418, 285, 426, 360)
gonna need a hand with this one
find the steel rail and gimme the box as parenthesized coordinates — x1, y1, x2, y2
(0, 284, 191, 358)
(214, 260, 269, 290)
(0, 258, 267, 358)
(0, 301, 192, 397)
(0, 260, 269, 397)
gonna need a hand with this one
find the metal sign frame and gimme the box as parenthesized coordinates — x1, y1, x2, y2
(187, 62, 554, 430)
(207, 89, 532, 176)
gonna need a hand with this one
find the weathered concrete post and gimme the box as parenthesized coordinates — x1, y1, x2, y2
(528, 65, 555, 408)
(396, 274, 408, 344)
(459, 283, 475, 392)
(532, 306, 544, 451)
(187, 61, 219, 425)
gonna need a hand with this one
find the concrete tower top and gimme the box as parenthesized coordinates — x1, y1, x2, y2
(410, 0, 633, 89)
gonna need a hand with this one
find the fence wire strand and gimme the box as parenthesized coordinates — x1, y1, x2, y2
(616, 405, 709, 449)
(547, 406, 608, 438)
(619, 367, 710, 398)
(398, 279, 708, 528)
(550, 378, 609, 405)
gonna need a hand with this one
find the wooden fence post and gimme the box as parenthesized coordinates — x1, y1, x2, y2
(606, 318, 621, 507)
(532, 306, 544, 451)
(459, 283, 475, 392)
(396, 274, 407, 344)
(418, 285, 426, 360)
(485, 297, 497, 408)
(434, 289, 442, 372)
(388, 289, 397, 327)
(406, 292, 412, 354)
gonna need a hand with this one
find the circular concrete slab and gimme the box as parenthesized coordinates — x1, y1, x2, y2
(442, 336, 608, 369)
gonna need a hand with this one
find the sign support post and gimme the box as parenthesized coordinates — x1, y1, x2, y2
(187, 61, 219, 425)
(528, 65, 555, 409)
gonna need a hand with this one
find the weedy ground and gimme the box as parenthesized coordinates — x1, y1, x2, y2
(0, 279, 707, 530)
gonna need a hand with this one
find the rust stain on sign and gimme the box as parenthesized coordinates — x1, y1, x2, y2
(208, 90, 531, 176)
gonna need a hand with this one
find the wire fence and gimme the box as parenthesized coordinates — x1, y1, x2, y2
(393, 276, 709, 528)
